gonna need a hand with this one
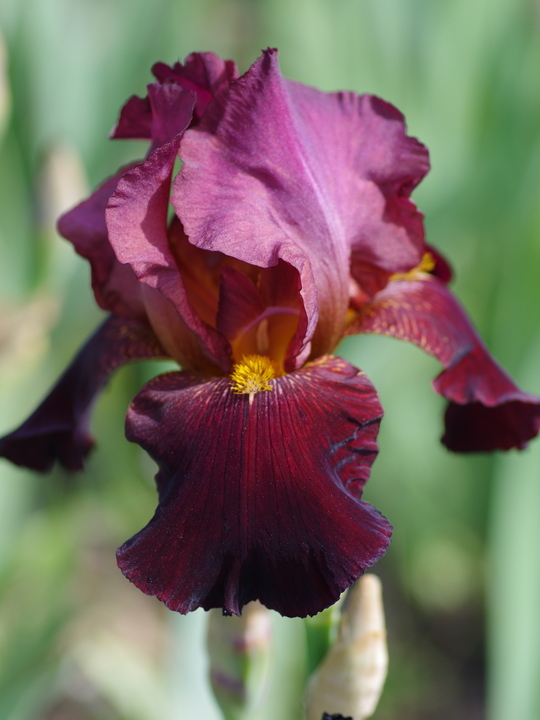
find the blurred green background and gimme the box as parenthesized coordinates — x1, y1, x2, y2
(0, 0, 539, 718)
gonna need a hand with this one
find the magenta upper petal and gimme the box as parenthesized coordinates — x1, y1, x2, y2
(146, 83, 196, 152)
(112, 52, 238, 142)
(356, 277, 540, 451)
(174, 49, 429, 362)
(112, 82, 195, 152)
(106, 138, 230, 371)
(116, 355, 391, 617)
(152, 52, 238, 120)
(57, 169, 146, 319)
(110, 95, 152, 140)
(0, 317, 165, 472)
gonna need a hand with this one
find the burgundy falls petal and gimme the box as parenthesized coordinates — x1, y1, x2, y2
(116, 356, 391, 617)
(0, 317, 166, 472)
(175, 48, 429, 364)
(354, 276, 540, 451)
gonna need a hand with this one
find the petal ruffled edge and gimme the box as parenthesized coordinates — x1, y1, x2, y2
(0, 317, 166, 472)
(355, 277, 540, 452)
(117, 355, 391, 617)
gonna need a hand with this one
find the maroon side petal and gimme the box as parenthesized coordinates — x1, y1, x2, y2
(57, 168, 146, 319)
(117, 356, 391, 617)
(0, 317, 165, 472)
(106, 138, 230, 371)
(356, 277, 540, 451)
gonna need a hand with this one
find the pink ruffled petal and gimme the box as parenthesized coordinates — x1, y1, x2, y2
(110, 95, 152, 140)
(117, 355, 391, 617)
(0, 317, 165, 472)
(175, 49, 429, 362)
(57, 168, 146, 319)
(106, 138, 230, 371)
(112, 52, 238, 142)
(356, 277, 540, 451)
(152, 52, 238, 120)
(146, 83, 196, 152)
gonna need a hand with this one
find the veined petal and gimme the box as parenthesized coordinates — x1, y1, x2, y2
(117, 356, 391, 617)
(356, 277, 540, 451)
(175, 49, 429, 362)
(106, 138, 230, 371)
(0, 317, 166, 472)
(57, 168, 145, 319)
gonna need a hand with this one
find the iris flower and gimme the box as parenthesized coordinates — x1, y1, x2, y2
(1, 50, 539, 617)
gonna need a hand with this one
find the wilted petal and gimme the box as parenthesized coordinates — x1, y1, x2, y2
(355, 277, 540, 451)
(117, 356, 391, 617)
(0, 317, 165, 472)
(106, 138, 230, 370)
(175, 49, 429, 363)
(58, 169, 145, 319)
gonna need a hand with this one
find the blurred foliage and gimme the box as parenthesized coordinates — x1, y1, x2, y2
(0, 0, 539, 718)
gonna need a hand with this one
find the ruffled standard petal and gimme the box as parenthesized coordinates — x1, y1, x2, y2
(175, 49, 429, 362)
(112, 52, 238, 141)
(57, 168, 146, 319)
(152, 52, 238, 120)
(117, 356, 391, 617)
(355, 277, 540, 451)
(0, 317, 165, 472)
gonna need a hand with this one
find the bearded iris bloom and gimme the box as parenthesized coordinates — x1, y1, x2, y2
(1, 49, 539, 617)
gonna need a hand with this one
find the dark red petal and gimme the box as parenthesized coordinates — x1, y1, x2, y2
(57, 168, 146, 320)
(0, 317, 165, 472)
(216, 265, 265, 341)
(117, 356, 391, 617)
(442, 398, 540, 452)
(110, 95, 152, 140)
(357, 277, 540, 451)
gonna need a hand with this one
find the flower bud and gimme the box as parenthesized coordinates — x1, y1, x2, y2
(305, 574, 388, 720)
(207, 602, 272, 720)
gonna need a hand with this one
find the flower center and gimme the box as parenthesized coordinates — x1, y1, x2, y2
(230, 355, 281, 395)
